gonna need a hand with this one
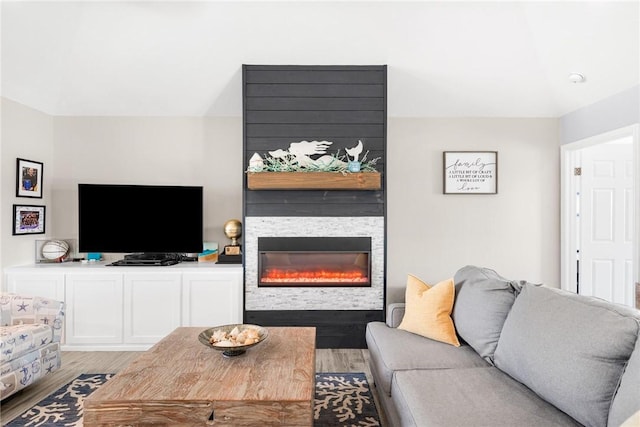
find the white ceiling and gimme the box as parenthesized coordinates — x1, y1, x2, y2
(1, 1, 638, 118)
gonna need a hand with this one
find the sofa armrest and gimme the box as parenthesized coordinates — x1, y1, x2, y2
(0, 294, 65, 343)
(387, 303, 405, 328)
(45, 297, 65, 343)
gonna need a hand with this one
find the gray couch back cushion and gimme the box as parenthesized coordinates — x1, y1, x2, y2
(452, 265, 522, 363)
(494, 284, 640, 427)
(608, 330, 640, 427)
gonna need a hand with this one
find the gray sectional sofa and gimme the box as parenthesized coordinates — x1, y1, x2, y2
(366, 266, 640, 427)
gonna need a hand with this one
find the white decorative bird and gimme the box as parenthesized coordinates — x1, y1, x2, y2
(268, 149, 290, 159)
(345, 140, 364, 162)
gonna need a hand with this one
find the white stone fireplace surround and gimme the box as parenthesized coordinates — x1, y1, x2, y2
(244, 216, 385, 311)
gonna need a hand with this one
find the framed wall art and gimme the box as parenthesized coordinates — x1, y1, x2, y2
(13, 204, 46, 235)
(16, 158, 43, 198)
(443, 151, 498, 194)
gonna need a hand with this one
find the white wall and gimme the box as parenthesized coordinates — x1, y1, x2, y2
(51, 116, 243, 261)
(386, 117, 560, 303)
(1, 98, 54, 281)
(2, 107, 561, 301)
(561, 85, 640, 144)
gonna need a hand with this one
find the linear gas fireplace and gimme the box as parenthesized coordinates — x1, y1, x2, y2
(258, 237, 371, 288)
(244, 216, 385, 347)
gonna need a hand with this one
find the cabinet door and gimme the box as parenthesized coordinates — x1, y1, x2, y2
(123, 273, 182, 344)
(65, 273, 124, 344)
(182, 271, 243, 326)
(6, 272, 65, 301)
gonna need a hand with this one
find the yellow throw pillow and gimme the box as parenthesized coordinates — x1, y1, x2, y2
(398, 274, 460, 347)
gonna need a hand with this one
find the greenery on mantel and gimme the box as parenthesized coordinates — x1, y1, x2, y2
(247, 150, 381, 174)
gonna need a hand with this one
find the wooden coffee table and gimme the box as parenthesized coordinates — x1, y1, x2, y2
(84, 326, 316, 426)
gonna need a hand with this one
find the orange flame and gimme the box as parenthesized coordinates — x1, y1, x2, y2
(261, 267, 368, 283)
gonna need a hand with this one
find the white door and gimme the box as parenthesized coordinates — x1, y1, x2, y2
(578, 137, 634, 305)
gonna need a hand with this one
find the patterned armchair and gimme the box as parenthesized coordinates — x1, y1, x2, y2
(0, 293, 65, 400)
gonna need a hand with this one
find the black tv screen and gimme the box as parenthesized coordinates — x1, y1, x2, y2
(78, 184, 203, 254)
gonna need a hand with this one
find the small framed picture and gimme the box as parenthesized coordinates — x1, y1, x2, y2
(13, 205, 46, 235)
(16, 158, 44, 198)
(443, 151, 498, 194)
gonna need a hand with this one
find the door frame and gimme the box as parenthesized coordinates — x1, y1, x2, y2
(560, 124, 639, 305)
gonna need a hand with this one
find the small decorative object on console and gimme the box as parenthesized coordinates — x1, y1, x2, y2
(198, 242, 219, 263)
(87, 253, 102, 261)
(218, 219, 242, 264)
(41, 240, 70, 261)
(35, 239, 75, 263)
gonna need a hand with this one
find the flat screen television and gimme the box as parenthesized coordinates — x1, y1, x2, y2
(78, 184, 203, 257)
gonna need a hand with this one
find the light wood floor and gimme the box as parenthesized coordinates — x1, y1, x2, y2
(1, 349, 387, 426)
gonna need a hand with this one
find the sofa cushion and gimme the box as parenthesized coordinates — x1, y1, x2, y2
(398, 275, 460, 347)
(365, 321, 488, 396)
(392, 367, 581, 427)
(608, 325, 640, 427)
(494, 284, 640, 427)
(452, 265, 523, 363)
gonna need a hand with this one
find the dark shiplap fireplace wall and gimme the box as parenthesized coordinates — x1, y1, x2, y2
(242, 65, 387, 348)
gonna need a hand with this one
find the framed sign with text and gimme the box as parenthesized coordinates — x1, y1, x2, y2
(443, 151, 498, 194)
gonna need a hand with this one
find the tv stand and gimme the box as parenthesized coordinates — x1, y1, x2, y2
(109, 253, 182, 267)
(6, 263, 243, 351)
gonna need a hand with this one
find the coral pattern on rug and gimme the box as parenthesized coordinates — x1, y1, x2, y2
(5, 372, 380, 427)
(4, 374, 113, 427)
(314, 372, 381, 427)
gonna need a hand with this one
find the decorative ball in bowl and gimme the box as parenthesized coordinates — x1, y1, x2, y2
(198, 324, 268, 357)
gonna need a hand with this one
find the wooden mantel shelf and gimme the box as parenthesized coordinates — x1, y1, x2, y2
(247, 171, 381, 190)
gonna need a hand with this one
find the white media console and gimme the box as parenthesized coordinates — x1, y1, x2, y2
(5, 262, 243, 351)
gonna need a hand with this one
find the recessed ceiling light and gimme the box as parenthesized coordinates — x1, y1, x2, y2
(569, 73, 586, 83)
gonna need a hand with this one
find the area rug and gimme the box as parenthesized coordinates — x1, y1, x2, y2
(4, 372, 381, 427)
